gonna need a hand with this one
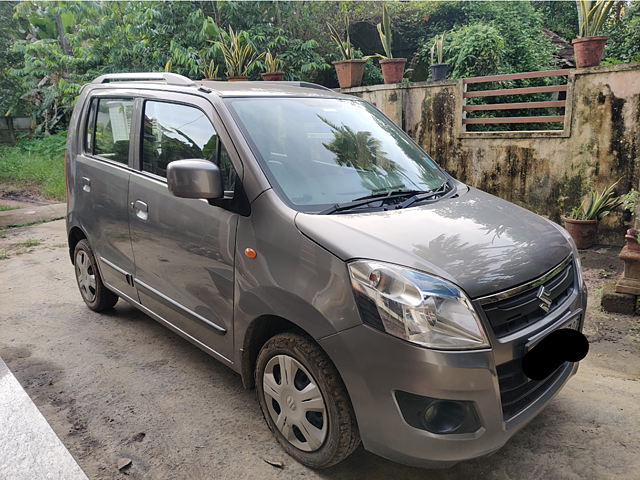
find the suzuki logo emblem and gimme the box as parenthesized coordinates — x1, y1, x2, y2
(537, 286, 552, 313)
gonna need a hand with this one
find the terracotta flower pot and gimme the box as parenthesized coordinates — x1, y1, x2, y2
(227, 75, 250, 82)
(562, 216, 599, 249)
(202, 78, 222, 81)
(379, 58, 407, 84)
(333, 59, 367, 89)
(572, 36, 608, 68)
(261, 72, 285, 81)
(431, 64, 448, 81)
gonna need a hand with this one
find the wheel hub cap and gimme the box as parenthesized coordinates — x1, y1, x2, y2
(75, 250, 97, 303)
(263, 354, 327, 452)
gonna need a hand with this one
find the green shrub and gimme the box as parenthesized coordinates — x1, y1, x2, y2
(444, 23, 505, 79)
(0, 132, 67, 200)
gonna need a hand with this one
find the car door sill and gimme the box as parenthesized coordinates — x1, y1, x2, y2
(134, 278, 228, 335)
(103, 282, 233, 365)
(100, 257, 134, 287)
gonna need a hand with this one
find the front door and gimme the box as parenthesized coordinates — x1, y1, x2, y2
(128, 95, 238, 363)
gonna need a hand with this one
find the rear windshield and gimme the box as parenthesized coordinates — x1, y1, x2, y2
(225, 97, 449, 212)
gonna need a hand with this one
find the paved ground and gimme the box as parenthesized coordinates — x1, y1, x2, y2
(1, 219, 639, 479)
(0, 357, 88, 480)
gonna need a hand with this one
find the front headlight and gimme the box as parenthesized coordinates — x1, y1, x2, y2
(349, 260, 490, 350)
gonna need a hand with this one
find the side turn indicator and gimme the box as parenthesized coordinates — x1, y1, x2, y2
(245, 248, 257, 259)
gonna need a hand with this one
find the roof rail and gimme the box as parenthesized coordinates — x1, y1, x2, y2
(298, 82, 333, 91)
(92, 73, 196, 87)
(256, 81, 333, 92)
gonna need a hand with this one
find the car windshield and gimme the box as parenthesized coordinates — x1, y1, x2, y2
(225, 97, 449, 212)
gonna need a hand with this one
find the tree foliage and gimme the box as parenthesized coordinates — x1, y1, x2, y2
(603, 1, 640, 64)
(10, 0, 635, 133)
(417, 1, 556, 78)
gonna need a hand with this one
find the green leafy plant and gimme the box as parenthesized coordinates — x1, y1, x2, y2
(622, 188, 639, 212)
(327, 17, 355, 61)
(568, 180, 623, 221)
(439, 24, 504, 78)
(202, 59, 219, 79)
(430, 31, 447, 65)
(263, 50, 282, 73)
(211, 25, 265, 77)
(376, 4, 393, 59)
(577, 0, 615, 37)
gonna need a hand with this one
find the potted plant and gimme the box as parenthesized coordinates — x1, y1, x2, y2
(212, 26, 265, 81)
(328, 17, 367, 89)
(573, 0, 615, 68)
(202, 60, 221, 81)
(261, 50, 285, 81)
(430, 32, 447, 81)
(374, 4, 406, 84)
(562, 180, 623, 249)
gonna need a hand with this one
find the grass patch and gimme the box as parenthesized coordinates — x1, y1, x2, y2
(14, 238, 41, 248)
(0, 132, 67, 201)
(0, 204, 21, 211)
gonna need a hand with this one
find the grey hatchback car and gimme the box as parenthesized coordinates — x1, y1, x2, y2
(66, 73, 587, 469)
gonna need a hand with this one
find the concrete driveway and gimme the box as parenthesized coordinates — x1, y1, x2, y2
(1, 219, 639, 479)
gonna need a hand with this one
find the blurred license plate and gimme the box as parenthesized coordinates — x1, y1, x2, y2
(563, 317, 581, 331)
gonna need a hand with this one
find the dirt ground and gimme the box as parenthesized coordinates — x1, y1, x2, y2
(1, 218, 639, 480)
(1, 186, 57, 211)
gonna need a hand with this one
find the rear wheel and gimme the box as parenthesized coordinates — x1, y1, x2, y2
(74, 239, 118, 311)
(256, 332, 360, 469)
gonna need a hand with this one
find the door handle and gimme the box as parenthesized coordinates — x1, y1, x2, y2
(82, 177, 91, 192)
(134, 200, 148, 220)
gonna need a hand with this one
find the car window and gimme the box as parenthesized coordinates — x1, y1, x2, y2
(91, 98, 134, 164)
(219, 143, 236, 193)
(141, 101, 218, 178)
(84, 98, 97, 153)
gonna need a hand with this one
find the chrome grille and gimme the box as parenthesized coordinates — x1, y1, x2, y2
(479, 258, 575, 338)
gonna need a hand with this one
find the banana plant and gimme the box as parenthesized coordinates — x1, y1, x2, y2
(430, 32, 447, 65)
(576, 0, 614, 37)
(327, 17, 355, 60)
(569, 179, 624, 221)
(376, 3, 393, 59)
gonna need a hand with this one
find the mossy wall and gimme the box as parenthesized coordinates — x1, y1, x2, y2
(341, 63, 640, 245)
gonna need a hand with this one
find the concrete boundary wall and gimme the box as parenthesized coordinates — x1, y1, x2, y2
(341, 63, 640, 244)
(0, 117, 31, 145)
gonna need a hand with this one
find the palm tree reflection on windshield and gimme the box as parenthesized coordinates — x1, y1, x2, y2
(318, 115, 413, 194)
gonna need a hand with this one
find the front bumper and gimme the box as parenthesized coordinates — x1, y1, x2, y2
(318, 283, 587, 468)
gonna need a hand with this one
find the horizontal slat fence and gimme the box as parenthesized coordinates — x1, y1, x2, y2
(462, 69, 569, 130)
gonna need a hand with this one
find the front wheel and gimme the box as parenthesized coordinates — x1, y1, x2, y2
(74, 239, 118, 311)
(255, 332, 360, 469)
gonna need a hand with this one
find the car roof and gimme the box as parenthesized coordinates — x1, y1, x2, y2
(86, 73, 347, 99)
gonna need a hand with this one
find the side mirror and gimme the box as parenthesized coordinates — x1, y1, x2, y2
(167, 159, 223, 199)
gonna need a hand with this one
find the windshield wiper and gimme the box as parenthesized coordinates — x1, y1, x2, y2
(352, 189, 425, 202)
(397, 181, 452, 209)
(319, 189, 427, 215)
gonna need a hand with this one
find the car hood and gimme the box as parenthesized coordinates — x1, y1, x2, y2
(294, 187, 571, 299)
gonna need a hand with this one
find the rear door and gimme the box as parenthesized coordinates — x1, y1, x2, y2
(74, 93, 138, 300)
(128, 93, 239, 363)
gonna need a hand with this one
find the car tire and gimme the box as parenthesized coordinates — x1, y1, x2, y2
(255, 331, 360, 469)
(74, 239, 118, 311)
